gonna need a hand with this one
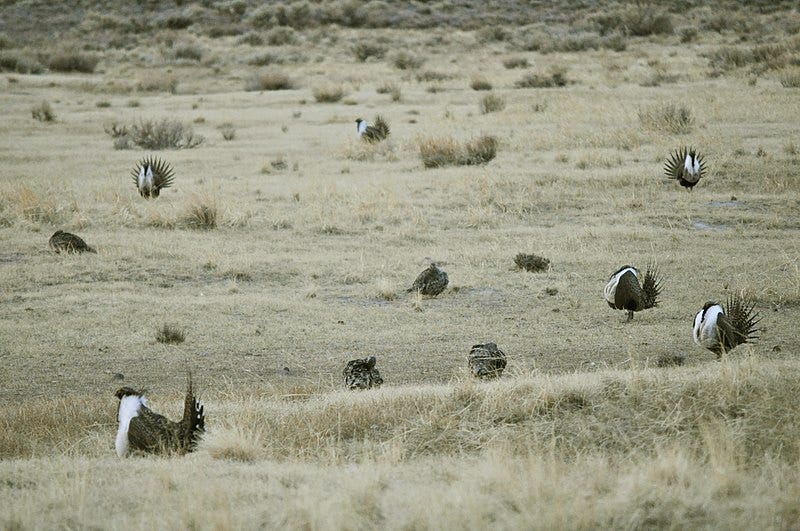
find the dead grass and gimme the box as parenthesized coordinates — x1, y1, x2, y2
(419, 135, 497, 167)
(105, 118, 204, 150)
(30, 100, 55, 122)
(181, 195, 218, 230)
(155, 323, 185, 344)
(245, 70, 293, 91)
(514, 67, 569, 88)
(312, 85, 345, 103)
(638, 102, 694, 134)
(479, 93, 505, 114)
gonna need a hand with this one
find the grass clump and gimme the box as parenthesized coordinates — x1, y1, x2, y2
(376, 83, 401, 101)
(47, 51, 99, 73)
(245, 70, 293, 91)
(594, 6, 673, 36)
(638, 103, 694, 134)
(181, 195, 218, 230)
(479, 93, 505, 114)
(312, 85, 345, 103)
(780, 70, 800, 88)
(503, 57, 529, 69)
(515, 67, 569, 88)
(266, 26, 297, 46)
(219, 122, 236, 141)
(0, 52, 43, 73)
(136, 74, 178, 94)
(470, 77, 492, 91)
(31, 101, 55, 122)
(419, 135, 498, 168)
(155, 323, 185, 344)
(104, 118, 204, 150)
(173, 44, 204, 62)
(353, 41, 386, 62)
(515, 253, 551, 272)
(390, 51, 424, 70)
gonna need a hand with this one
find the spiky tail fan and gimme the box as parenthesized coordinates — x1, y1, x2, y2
(724, 292, 761, 348)
(373, 115, 390, 139)
(641, 263, 663, 309)
(181, 374, 205, 452)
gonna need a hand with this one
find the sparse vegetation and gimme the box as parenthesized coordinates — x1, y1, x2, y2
(479, 93, 505, 114)
(136, 74, 178, 94)
(0, 52, 43, 73)
(503, 57, 529, 69)
(419, 135, 498, 167)
(514, 67, 569, 88)
(155, 323, 185, 344)
(638, 102, 694, 134)
(390, 51, 424, 70)
(219, 122, 236, 141)
(515, 253, 551, 272)
(245, 70, 292, 91)
(470, 77, 492, 91)
(104, 118, 204, 150)
(353, 41, 386, 62)
(47, 51, 99, 73)
(780, 70, 800, 88)
(31, 100, 55, 122)
(312, 85, 345, 103)
(181, 195, 218, 230)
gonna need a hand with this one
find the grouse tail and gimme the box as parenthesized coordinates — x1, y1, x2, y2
(181, 373, 205, 451)
(641, 262, 663, 309)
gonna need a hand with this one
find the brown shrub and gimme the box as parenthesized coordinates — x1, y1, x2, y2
(245, 70, 293, 91)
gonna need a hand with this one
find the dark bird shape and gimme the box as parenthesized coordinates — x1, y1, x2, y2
(114, 375, 205, 457)
(343, 356, 383, 390)
(664, 147, 706, 191)
(355, 115, 390, 142)
(514, 253, 550, 272)
(131, 156, 175, 198)
(407, 263, 449, 297)
(604, 263, 663, 322)
(468, 342, 507, 380)
(693, 292, 761, 358)
(49, 230, 96, 254)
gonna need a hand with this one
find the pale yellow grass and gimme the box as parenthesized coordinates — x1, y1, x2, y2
(0, 10, 799, 529)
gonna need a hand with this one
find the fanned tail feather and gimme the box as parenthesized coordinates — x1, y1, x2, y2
(181, 373, 205, 451)
(373, 115, 390, 139)
(641, 262, 663, 309)
(725, 292, 761, 345)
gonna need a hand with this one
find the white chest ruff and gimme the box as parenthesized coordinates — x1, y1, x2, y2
(116, 395, 145, 457)
(693, 305, 723, 348)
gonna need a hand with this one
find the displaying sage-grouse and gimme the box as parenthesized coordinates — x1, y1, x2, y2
(693, 292, 761, 358)
(343, 356, 383, 390)
(355, 115, 390, 143)
(604, 264, 663, 322)
(407, 263, 449, 297)
(49, 230, 96, 254)
(664, 147, 706, 191)
(468, 342, 507, 380)
(131, 156, 175, 199)
(114, 375, 205, 457)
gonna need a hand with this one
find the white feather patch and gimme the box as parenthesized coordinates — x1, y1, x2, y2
(115, 395, 144, 457)
(603, 267, 639, 305)
(693, 304, 724, 349)
(357, 120, 368, 135)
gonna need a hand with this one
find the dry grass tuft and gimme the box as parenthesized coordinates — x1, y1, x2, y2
(470, 77, 492, 91)
(514, 67, 569, 88)
(105, 118, 204, 150)
(390, 51, 424, 70)
(514, 253, 551, 272)
(780, 70, 800, 88)
(419, 135, 497, 168)
(15, 186, 63, 224)
(155, 323, 185, 344)
(47, 51, 99, 73)
(638, 102, 694, 134)
(479, 93, 505, 114)
(136, 73, 178, 93)
(31, 100, 55, 122)
(181, 195, 218, 230)
(245, 70, 293, 91)
(218, 122, 236, 141)
(312, 85, 346, 103)
(502, 57, 529, 69)
(353, 41, 386, 62)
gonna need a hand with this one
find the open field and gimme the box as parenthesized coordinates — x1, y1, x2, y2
(1, 1, 799, 528)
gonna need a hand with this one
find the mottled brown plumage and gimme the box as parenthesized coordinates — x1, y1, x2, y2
(468, 342, 507, 380)
(604, 263, 663, 322)
(664, 147, 706, 191)
(131, 156, 175, 199)
(356, 115, 390, 142)
(407, 263, 449, 297)
(114, 375, 204, 456)
(343, 356, 383, 390)
(693, 293, 761, 358)
(49, 230, 96, 254)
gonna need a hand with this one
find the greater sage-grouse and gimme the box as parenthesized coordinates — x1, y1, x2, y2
(343, 356, 383, 390)
(114, 376, 205, 457)
(407, 263, 449, 297)
(131, 156, 175, 199)
(468, 342, 507, 380)
(49, 230, 96, 254)
(693, 292, 761, 358)
(355, 115, 390, 143)
(664, 147, 706, 191)
(604, 264, 663, 322)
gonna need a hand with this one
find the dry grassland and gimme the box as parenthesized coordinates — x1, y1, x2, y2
(1, 0, 799, 528)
